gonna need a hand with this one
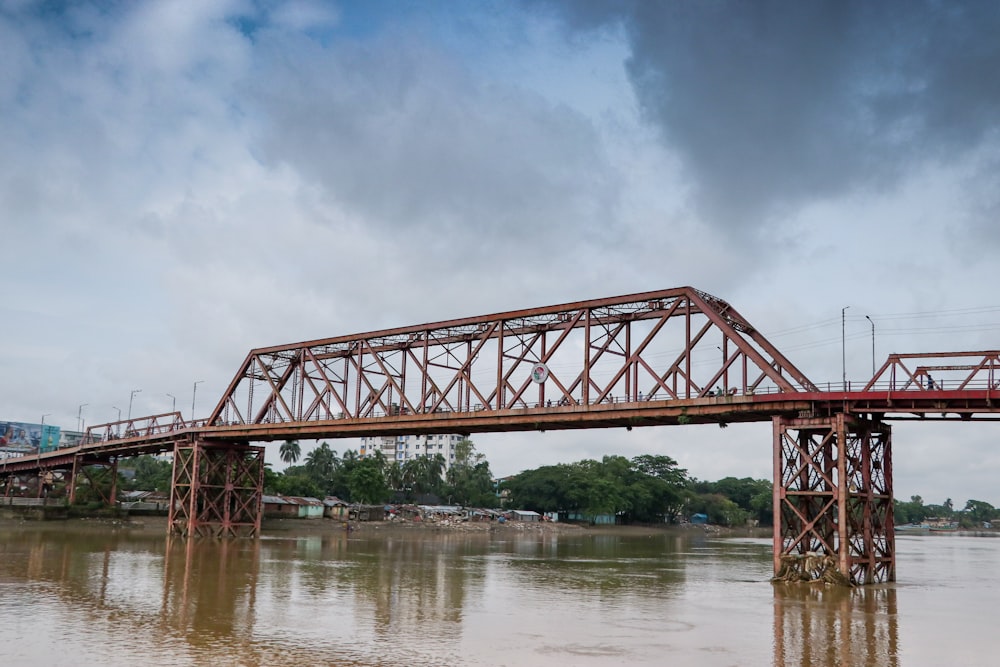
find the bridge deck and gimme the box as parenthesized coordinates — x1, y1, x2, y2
(3, 388, 998, 476)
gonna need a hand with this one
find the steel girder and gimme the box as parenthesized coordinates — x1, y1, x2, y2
(208, 287, 816, 427)
(168, 440, 264, 538)
(773, 414, 894, 585)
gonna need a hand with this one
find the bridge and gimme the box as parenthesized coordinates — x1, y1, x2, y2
(3, 286, 999, 584)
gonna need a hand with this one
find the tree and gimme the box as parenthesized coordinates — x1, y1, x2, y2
(349, 457, 389, 504)
(894, 495, 927, 525)
(305, 442, 337, 482)
(279, 440, 301, 465)
(385, 461, 404, 496)
(963, 499, 996, 526)
(504, 454, 691, 524)
(446, 439, 495, 506)
(126, 455, 173, 492)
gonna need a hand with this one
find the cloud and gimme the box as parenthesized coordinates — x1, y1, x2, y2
(245, 29, 622, 270)
(544, 1, 1000, 234)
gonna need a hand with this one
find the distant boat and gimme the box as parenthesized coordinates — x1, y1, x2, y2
(929, 522, 959, 532)
(896, 523, 930, 532)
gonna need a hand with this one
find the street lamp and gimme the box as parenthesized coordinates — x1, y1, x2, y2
(40, 413, 51, 450)
(841, 306, 850, 391)
(166, 393, 176, 414)
(77, 403, 88, 432)
(128, 388, 142, 421)
(865, 315, 875, 376)
(192, 380, 204, 421)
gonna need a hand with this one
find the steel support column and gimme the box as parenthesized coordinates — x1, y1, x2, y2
(68, 456, 80, 504)
(773, 414, 894, 585)
(168, 439, 264, 538)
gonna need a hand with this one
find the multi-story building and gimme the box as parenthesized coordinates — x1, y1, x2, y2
(359, 433, 465, 469)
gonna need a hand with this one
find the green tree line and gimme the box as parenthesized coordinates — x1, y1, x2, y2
(502, 454, 774, 526)
(110, 449, 1000, 529)
(267, 438, 497, 506)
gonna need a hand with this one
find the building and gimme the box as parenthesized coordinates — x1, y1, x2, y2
(359, 433, 465, 469)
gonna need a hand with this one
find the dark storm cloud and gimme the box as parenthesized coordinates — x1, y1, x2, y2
(545, 0, 1000, 231)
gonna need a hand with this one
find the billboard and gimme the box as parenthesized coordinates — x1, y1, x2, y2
(0, 421, 62, 454)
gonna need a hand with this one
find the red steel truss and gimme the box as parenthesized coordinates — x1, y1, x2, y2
(773, 414, 894, 585)
(208, 287, 815, 432)
(168, 439, 264, 538)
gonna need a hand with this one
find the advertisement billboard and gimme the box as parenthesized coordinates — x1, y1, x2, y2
(0, 421, 62, 454)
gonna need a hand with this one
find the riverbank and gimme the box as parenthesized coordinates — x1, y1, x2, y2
(0, 511, 771, 538)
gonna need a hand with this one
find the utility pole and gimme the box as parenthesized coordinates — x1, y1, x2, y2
(192, 380, 204, 421)
(128, 388, 142, 421)
(865, 315, 875, 376)
(77, 403, 88, 432)
(841, 306, 850, 391)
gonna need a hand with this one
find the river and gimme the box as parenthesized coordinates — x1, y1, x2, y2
(0, 520, 995, 666)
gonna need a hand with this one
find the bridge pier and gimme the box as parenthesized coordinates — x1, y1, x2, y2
(168, 439, 264, 538)
(773, 414, 895, 585)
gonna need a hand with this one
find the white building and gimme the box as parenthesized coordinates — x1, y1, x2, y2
(359, 433, 465, 469)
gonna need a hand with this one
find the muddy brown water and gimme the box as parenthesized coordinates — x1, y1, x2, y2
(0, 518, 995, 666)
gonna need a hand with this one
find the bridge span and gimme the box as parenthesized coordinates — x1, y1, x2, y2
(3, 286, 999, 585)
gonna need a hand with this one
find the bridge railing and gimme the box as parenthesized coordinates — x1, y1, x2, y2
(80, 411, 190, 447)
(862, 351, 1000, 393)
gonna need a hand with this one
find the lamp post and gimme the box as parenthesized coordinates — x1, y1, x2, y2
(841, 306, 850, 391)
(77, 403, 88, 432)
(40, 413, 51, 450)
(192, 380, 204, 421)
(865, 315, 875, 376)
(112, 406, 122, 437)
(128, 388, 142, 421)
(166, 393, 176, 414)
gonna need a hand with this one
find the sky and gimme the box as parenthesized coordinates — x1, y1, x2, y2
(2, 0, 1000, 506)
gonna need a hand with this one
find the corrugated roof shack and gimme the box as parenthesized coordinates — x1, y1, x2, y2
(262, 495, 325, 518)
(263, 495, 296, 517)
(509, 510, 541, 522)
(323, 497, 348, 520)
(288, 496, 324, 519)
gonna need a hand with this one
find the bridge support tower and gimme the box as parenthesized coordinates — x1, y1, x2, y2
(773, 414, 895, 585)
(168, 439, 264, 538)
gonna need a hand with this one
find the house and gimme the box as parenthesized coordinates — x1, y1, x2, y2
(286, 496, 324, 519)
(323, 496, 349, 520)
(509, 509, 541, 522)
(263, 495, 295, 517)
(262, 495, 324, 518)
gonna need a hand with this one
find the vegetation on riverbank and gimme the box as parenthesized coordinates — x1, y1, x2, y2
(48, 438, 1000, 531)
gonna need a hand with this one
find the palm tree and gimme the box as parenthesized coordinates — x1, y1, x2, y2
(279, 440, 301, 465)
(305, 442, 337, 480)
(386, 461, 404, 493)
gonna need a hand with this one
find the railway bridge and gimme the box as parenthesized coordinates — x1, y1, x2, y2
(3, 286, 999, 585)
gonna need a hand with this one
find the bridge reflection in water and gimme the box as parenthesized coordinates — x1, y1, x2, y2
(773, 583, 898, 667)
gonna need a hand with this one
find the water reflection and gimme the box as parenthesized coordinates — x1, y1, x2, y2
(10, 525, 984, 666)
(772, 583, 898, 667)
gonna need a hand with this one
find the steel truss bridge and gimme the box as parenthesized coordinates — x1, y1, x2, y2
(4, 286, 999, 585)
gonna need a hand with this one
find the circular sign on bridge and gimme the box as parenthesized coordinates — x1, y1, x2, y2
(531, 362, 550, 384)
